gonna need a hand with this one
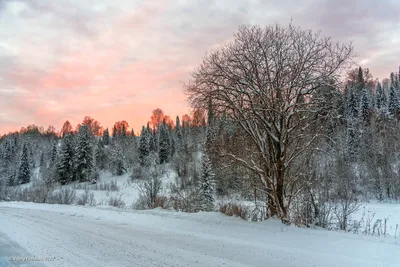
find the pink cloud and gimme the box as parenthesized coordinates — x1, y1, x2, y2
(1, 0, 399, 135)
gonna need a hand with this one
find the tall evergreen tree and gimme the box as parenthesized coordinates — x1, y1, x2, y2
(102, 128, 110, 145)
(39, 151, 45, 167)
(3, 139, 16, 186)
(3, 139, 15, 169)
(158, 122, 171, 164)
(50, 142, 57, 166)
(139, 126, 151, 167)
(199, 152, 215, 211)
(375, 82, 386, 110)
(112, 125, 117, 138)
(360, 89, 371, 123)
(388, 85, 399, 116)
(110, 143, 126, 175)
(175, 116, 181, 132)
(17, 143, 30, 184)
(95, 140, 107, 170)
(149, 130, 157, 153)
(75, 125, 94, 182)
(347, 87, 359, 119)
(357, 66, 365, 93)
(57, 133, 75, 185)
(121, 123, 127, 137)
(28, 144, 35, 169)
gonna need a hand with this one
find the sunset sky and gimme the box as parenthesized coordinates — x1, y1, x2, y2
(1, 0, 399, 134)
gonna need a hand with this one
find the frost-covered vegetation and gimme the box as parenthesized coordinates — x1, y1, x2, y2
(1, 24, 400, 235)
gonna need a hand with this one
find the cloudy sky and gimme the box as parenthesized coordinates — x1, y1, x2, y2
(1, 0, 399, 134)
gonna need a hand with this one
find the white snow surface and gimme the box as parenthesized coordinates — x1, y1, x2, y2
(0, 202, 399, 267)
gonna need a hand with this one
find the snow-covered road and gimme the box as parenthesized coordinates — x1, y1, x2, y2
(0, 202, 398, 267)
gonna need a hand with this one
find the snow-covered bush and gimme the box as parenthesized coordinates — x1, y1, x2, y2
(0, 181, 12, 201)
(76, 189, 89, 205)
(219, 203, 249, 220)
(108, 196, 125, 208)
(134, 171, 163, 210)
(169, 172, 203, 212)
(48, 188, 76, 205)
(87, 192, 96, 206)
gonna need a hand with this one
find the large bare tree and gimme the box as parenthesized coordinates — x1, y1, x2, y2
(185, 24, 355, 222)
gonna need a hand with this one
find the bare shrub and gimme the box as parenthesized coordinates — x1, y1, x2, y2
(131, 165, 147, 181)
(76, 190, 89, 206)
(48, 188, 76, 205)
(0, 182, 11, 201)
(87, 192, 96, 206)
(169, 174, 202, 213)
(153, 196, 169, 209)
(108, 196, 126, 208)
(219, 203, 249, 220)
(135, 171, 163, 210)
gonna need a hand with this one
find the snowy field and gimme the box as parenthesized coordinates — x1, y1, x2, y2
(0, 202, 399, 267)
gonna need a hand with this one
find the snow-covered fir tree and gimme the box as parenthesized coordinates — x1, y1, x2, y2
(95, 140, 107, 170)
(75, 125, 94, 182)
(388, 85, 399, 116)
(360, 88, 371, 123)
(375, 82, 386, 110)
(158, 121, 171, 164)
(17, 143, 30, 184)
(112, 125, 117, 138)
(40, 151, 45, 167)
(57, 133, 75, 185)
(199, 152, 215, 211)
(149, 129, 157, 153)
(102, 128, 110, 145)
(347, 87, 359, 119)
(50, 142, 57, 166)
(139, 126, 151, 167)
(109, 143, 126, 175)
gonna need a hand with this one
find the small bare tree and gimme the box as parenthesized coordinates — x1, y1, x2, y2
(135, 167, 163, 209)
(185, 23, 354, 222)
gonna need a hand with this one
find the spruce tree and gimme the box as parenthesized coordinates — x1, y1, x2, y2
(360, 89, 370, 123)
(347, 87, 359, 119)
(375, 82, 386, 110)
(28, 145, 36, 169)
(57, 133, 75, 185)
(17, 143, 31, 184)
(50, 142, 57, 166)
(3, 139, 14, 169)
(175, 116, 181, 132)
(40, 151, 45, 167)
(149, 130, 157, 153)
(95, 141, 107, 170)
(112, 125, 117, 138)
(158, 122, 171, 164)
(121, 123, 127, 137)
(139, 126, 151, 167)
(357, 66, 365, 94)
(388, 85, 399, 116)
(199, 152, 215, 211)
(110, 143, 125, 175)
(103, 128, 110, 145)
(75, 125, 94, 182)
